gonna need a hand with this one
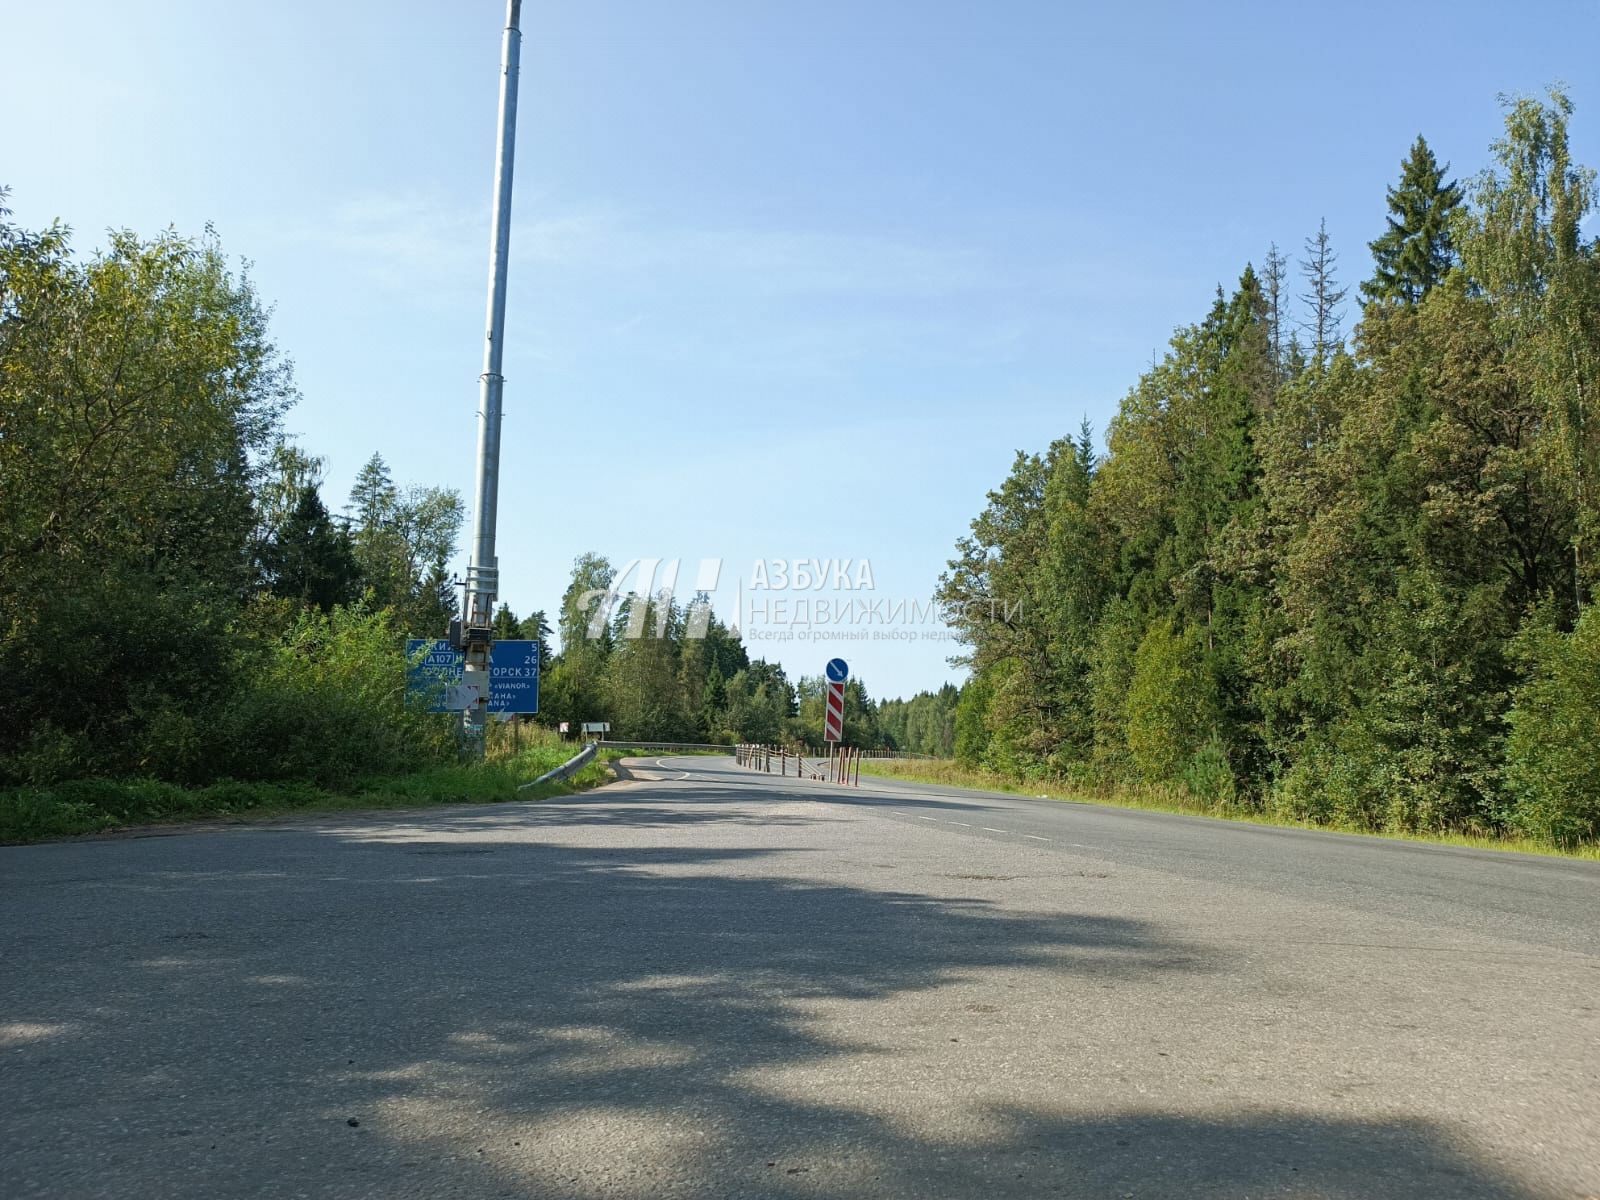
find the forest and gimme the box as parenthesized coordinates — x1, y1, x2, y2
(4, 89, 1595, 849)
(937, 92, 1600, 845)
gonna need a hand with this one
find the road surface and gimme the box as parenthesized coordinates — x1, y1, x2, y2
(3, 755, 1597, 1198)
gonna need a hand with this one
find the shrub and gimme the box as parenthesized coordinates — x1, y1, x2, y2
(1182, 736, 1237, 808)
(1503, 607, 1600, 846)
(203, 603, 456, 786)
(1125, 618, 1217, 783)
(4, 723, 87, 786)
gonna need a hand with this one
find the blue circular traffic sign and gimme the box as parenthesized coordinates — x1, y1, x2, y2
(825, 658, 849, 683)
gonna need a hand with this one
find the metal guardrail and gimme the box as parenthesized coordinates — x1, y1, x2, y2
(584, 741, 735, 754)
(517, 742, 597, 791)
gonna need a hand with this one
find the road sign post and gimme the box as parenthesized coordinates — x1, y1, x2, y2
(462, 0, 524, 753)
(823, 657, 847, 745)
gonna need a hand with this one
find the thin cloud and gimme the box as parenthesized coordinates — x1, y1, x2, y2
(270, 193, 1160, 303)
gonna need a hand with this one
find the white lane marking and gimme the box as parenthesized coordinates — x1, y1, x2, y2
(947, 821, 972, 827)
(1023, 834, 1051, 842)
(1070, 843, 1099, 849)
(981, 827, 1008, 833)
(915, 815, 939, 821)
(654, 758, 692, 780)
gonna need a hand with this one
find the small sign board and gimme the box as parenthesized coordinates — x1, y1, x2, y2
(581, 722, 610, 735)
(405, 639, 541, 714)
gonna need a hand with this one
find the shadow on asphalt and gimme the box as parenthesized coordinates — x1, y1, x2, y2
(0, 809, 1549, 1199)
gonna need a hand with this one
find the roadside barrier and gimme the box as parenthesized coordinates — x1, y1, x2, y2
(578, 741, 735, 754)
(517, 742, 597, 791)
(735, 743, 862, 786)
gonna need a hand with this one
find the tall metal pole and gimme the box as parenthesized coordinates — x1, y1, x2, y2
(463, 0, 522, 747)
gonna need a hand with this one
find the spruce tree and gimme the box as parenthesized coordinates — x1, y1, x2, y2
(493, 603, 520, 640)
(516, 610, 555, 670)
(1361, 134, 1463, 305)
(1263, 242, 1289, 380)
(261, 484, 361, 611)
(1299, 219, 1348, 366)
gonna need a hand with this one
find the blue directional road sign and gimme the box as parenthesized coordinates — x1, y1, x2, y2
(490, 639, 540, 714)
(825, 657, 849, 683)
(406, 639, 464, 711)
(405, 639, 541, 714)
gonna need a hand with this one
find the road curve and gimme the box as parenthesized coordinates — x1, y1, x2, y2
(2, 754, 1596, 1199)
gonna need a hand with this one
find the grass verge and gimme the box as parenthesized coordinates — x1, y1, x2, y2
(0, 742, 614, 845)
(857, 758, 1600, 861)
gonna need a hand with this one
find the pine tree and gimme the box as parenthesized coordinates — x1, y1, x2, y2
(1263, 242, 1289, 379)
(260, 484, 362, 611)
(1299, 219, 1348, 366)
(411, 561, 458, 636)
(348, 453, 404, 604)
(516, 610, 555, 674)
(1361, 135, 1463, 306)
(349, 453, 398, 532)
(493, 603, 520, 639)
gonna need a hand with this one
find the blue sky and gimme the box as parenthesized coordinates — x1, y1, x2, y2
(5, 0, 1596, 699)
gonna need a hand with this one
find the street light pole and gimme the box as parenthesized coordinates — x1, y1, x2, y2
(463, 0, 522, 748)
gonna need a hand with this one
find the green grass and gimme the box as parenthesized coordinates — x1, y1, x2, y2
(0, 741, 615, 845)
(858, 758, 1600, 861)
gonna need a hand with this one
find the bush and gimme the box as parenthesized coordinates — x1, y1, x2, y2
(952, 670, 993, 767)
(5, 723, 88, 786)
(1182, 736, 1237, 808)
(1124, 618, 1217, 783)
(1503, 607, 1600, 846)
(201, 603, 456, 786)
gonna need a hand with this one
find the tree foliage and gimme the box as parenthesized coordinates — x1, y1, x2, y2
(939, 92, 1600, 844)
(1361, 135, 1463, 306)
(0, 202, 461, 786)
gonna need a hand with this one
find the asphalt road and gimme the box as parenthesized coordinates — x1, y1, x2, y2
(3, 755, 1597, 1199)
